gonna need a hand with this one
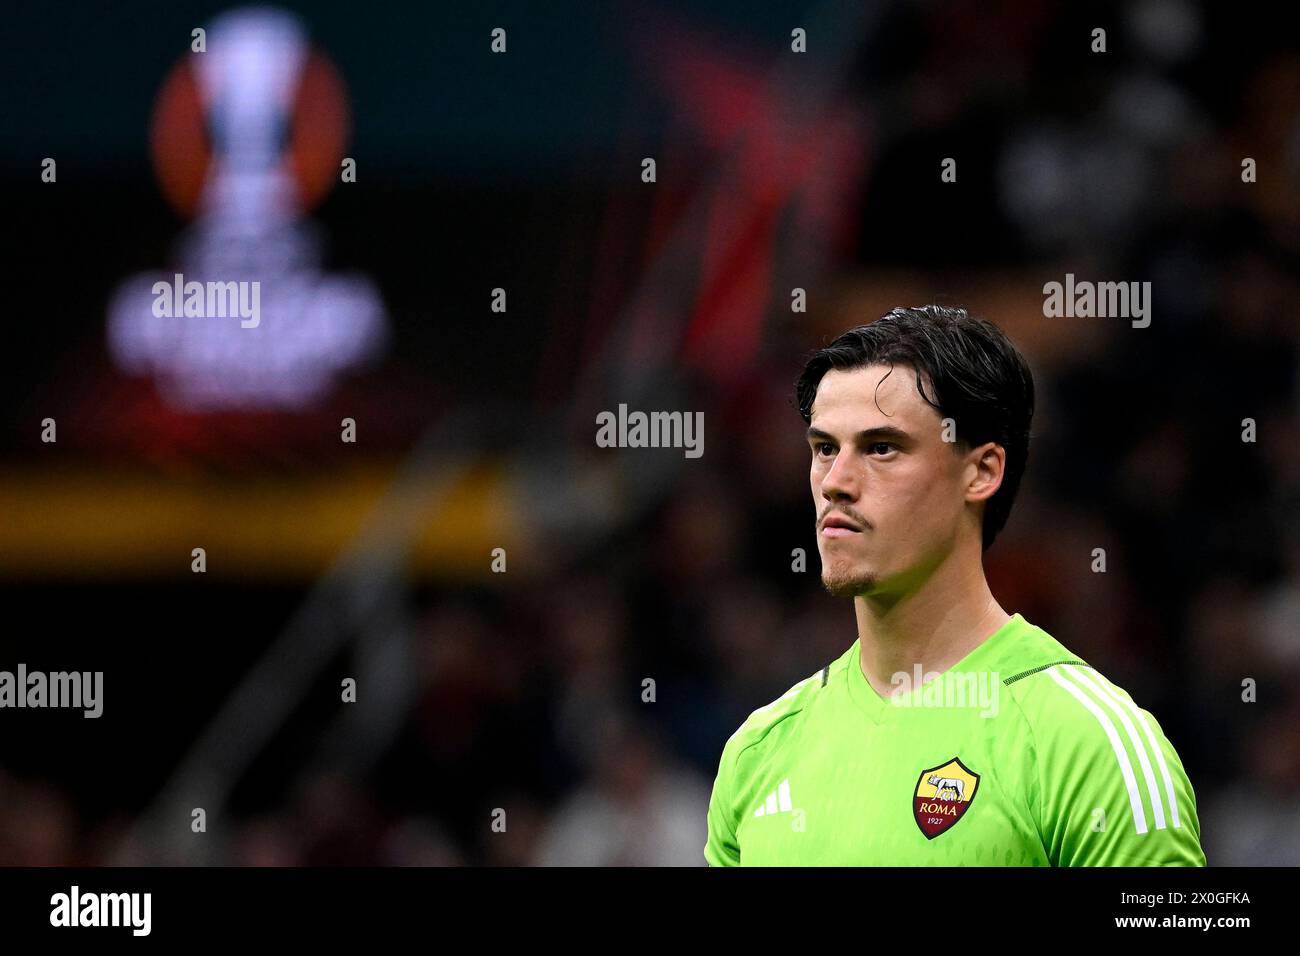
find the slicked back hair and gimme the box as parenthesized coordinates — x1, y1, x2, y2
(795, 305, 1034, 552)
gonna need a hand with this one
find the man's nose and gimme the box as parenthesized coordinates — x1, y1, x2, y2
(820, 449, 859, 501)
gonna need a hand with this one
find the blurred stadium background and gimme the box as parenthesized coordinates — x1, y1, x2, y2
(0, 0, 1297, 865)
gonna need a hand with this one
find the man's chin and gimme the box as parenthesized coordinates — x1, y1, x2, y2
(821, 570, 879, 598)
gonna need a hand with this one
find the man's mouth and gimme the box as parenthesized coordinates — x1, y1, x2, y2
(821, 515, 864, 537)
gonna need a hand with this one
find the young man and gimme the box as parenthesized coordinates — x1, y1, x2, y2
(705, 306, 1205, 866)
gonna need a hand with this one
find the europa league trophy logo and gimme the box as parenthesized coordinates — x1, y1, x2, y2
(108, 6, 388, 411)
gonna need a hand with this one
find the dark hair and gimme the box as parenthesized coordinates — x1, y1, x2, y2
(795, 305, 1034, 552)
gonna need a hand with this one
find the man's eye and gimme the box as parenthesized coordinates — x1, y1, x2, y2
(869, 442, 895, 455)
(814, 442, 835, 457)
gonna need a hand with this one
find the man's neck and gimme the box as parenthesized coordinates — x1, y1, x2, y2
(853, 548, 1009, 700)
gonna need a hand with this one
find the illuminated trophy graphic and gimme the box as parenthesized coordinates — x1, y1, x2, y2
(108, 7, 387, 410)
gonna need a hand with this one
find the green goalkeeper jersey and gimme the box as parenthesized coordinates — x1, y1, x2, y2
(704, 612, 1205, 866)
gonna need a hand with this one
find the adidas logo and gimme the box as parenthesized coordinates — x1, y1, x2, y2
(753, 778, 793, 817)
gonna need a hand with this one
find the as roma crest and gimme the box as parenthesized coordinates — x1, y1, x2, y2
(913, 757, 980, 839)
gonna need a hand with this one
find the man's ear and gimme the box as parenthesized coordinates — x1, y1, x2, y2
(965, 442, 1005, 504)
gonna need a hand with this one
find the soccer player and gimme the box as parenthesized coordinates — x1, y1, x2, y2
(705, 306, 1205, 866)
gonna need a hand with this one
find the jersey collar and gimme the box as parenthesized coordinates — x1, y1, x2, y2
(844, 612, 1027, 723)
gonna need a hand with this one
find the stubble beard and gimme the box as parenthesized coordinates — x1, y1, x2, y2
(820, 549, 878, 598)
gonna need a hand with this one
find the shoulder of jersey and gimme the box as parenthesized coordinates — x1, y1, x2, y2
(1002, 625, 1155, 746)
(1004, 647, 1196, 836)
(724, 651, 846, 752)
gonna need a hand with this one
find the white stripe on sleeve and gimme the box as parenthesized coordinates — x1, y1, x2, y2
(1046, 666, 1148, 834)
